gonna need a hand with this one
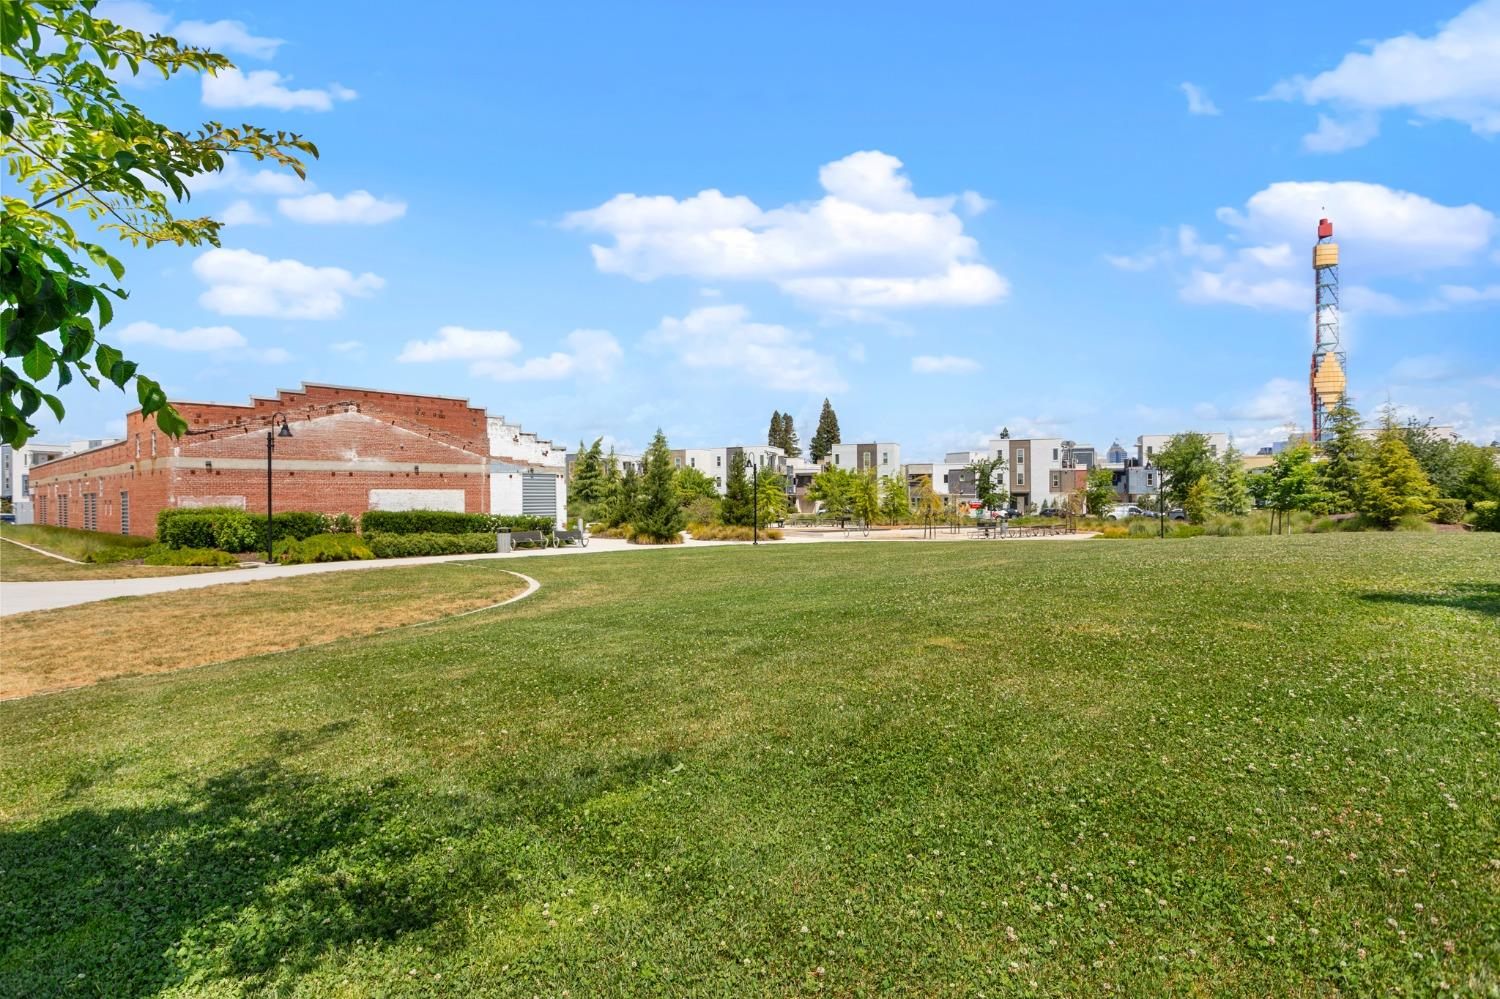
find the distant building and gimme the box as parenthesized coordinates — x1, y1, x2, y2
(2, 438, 121, 523)
(28, 383, 568, 535)
(1136, 432, 1229, 466)
(825, 442, 901, 475)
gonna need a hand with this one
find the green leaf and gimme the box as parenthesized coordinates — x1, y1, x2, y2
(40, 391, 65, 421)
(22, 341, 53, 381)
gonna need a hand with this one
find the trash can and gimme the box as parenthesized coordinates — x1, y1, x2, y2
(496, 531, 511, 554)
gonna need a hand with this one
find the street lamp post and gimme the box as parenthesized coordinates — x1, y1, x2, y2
(265, 413, 293, 563)
(751, 460, 759, 545)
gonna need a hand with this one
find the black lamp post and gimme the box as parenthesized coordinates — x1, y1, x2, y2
(266, 413, 292, 563)
(751, 460, 759, 545)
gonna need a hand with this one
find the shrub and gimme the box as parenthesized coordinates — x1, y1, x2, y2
(85, 545, 145, 564)
(143, 545, 239, 567)
(1471, 500, 1500, 532)
(255, 510, 329, 542)
(359, 510, 554, 536)
(683, 495, 720, 526)
(276, 533, 375, 564)
(157, 506, 260, 551)
(1431, 498, 1466, 525)
(328, 513, 357, 534)
(1393, 514, 1435, 532)
(364, 531, 504, 559)
(686, 522, 783, 541)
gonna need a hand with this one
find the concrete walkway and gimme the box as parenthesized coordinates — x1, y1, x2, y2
(0, 529, 1095, 617)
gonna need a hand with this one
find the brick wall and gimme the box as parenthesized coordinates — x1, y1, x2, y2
(29, 386, 492, 538)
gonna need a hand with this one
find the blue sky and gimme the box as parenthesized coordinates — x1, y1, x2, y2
(38, 0, 1500, 456)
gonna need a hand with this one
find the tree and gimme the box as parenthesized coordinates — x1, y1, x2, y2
(1317, 398, 1367, 512)
(570, 437, 606, 506)
(632, 429, 685, 543)
(1265, 441, 1326, 533)
(849, 469, 880, 526)
(880, 471, 912, 524)
(1084, 466, 1115, 516)
(754, 464, 788, 528)
(675, 465, 718, 503)
(781, 414, 801, 457)
(1358, 423, 1438, 528)
(1152, 433, 1216, 509)
(1400, 418, 1465, 497)
(604, 463, 638, 528)
(1182, 475, 1216, 525)
(810, 398, 841, 462)
(1455, 443, 1500, 508)
(967, 455, 1008, 512)
(1212, 444, 1251, 516)
(2, 2, 318, 446)
(767, 410, 783, 449)
(721, 452, 754, 526)
(913, 474, 945, 522)
(807, 466, 853, 524)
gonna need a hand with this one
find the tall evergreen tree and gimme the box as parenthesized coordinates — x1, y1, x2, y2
(1213, 443, 1251, 516)
(767, 410, 784, 448)
(721, 453, 754, 526)
(810, 398, 842, 462)
(1318, 398, 1367, 512)
(570, 437, 606, 505)
(782, 414, 802, 457)
(1359, 423, 1438, 528)
(633, 429, 686, 542)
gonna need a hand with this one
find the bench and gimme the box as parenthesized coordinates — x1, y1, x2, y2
(554, 529, 588, 547)
(509, 530, 548, 548)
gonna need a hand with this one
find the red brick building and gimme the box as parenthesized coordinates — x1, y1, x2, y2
(28, 383, 555, 537)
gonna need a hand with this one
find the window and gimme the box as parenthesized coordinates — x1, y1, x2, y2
(83, 492, 97, 531)
(120, 491, 130, 535)
(834, 454, 841, 465)
(715, 455, 722, 467)
(1017, 449, 1025, 465)
(1017, 471, 1025, 486)
(942, 473, 949, 484)
(36, 496, 46, 524)
(58, 494, 69, 526)
(1146, 445, 1154, 456)
(150, 431, 157, 457)
(689, 457, 696, 468)
(1052, 448, 1059, 461)
(881, 451, 889, 465)
(1210, 444, 1218, 456)
(20, 474, 28, 496)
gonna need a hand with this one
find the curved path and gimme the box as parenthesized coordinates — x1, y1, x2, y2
(0, 530, 1095, 617)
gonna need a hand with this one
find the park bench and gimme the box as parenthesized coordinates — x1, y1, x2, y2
(509, 530, 548, 548)
(554, 529, 587, 547)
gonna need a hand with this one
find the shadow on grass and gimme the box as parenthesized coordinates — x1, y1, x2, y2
(1361, 583, 1500, 618)
(0, 735, 682, 997)
(0, 758, 476, 997)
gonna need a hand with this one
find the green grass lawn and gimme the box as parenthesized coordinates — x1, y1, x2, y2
(2, 534, 1496, 996)
(0, 524, 222, 582)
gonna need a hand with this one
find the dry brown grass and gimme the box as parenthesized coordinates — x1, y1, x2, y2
(1, 561, 529, 699)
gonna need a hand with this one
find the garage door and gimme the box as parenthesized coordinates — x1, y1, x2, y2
(521, 472, 557, 520)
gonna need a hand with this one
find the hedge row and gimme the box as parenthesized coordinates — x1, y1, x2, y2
(358, 510, 554, 536)
(364, 531, 506, 559)
(157, 508, 362, 551)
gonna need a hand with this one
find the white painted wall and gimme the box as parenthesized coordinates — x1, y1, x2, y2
(368, 488, 465, 512)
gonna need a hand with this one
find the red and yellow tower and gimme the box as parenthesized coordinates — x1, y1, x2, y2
(1310, 217, 1347, 441)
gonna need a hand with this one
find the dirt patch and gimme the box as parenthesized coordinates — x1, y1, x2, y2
(1, 562, 530, 699)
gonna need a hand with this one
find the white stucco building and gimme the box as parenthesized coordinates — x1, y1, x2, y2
(487, 417, 567, 527)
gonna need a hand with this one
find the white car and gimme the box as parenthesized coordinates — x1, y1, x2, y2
(1105, 504, 1148, 520)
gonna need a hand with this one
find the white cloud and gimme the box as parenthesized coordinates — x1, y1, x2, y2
(329, 339, 365, 353)
(277, 190, 406, 224)
(202, 68, 357, 112)
(1440, 283, 1500, 303)
(397, 326, 521, 363)
(120, 321, 246, 351)
(220, 199, 268, 226)
(911, 354, 981, 374)
(1162, 181, 1498, 312)
(1181, 82, 1221, 116)
(193, 248, 383, 320)
(118, 321, 287, 363)
(1270, 0, 1500, 145)
(563, 150, 1007, 310)
(1301, 112, 1381, 153)
(470, 329, 623, 382)
(1390, 354, 1458, 382)
(172, 19, 283, 59)
(960, 191, 995, 216)
(188, 157, 311, 196)
(645, 304, 846, 393)
(94, 1, 169, 33)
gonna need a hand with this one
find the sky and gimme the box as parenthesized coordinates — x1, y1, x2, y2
(29, 0, 1500, 458)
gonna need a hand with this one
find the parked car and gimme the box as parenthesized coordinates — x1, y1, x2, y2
(1167, 507, 1188, 521)
(1104, 504, 1158, 520)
